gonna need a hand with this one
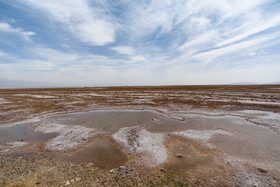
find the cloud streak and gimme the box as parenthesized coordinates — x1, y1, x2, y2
(193, 31, 280, 64)
(0, 22, 35, 40)
(111, 46, 135, 55)
(0, 0, 280, 86)
(18, 0, 116, 46)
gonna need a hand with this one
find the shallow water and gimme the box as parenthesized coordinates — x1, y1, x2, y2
(45, 110, 280, 169)
(44, 110, 188, 133)
(177, 114, 280, 168)
(0, 126, 56, 143)
(63, 138, 128, 169)
(210, 128, 280, 168)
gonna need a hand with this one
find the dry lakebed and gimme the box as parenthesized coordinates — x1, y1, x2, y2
(0, 85, 280, 186)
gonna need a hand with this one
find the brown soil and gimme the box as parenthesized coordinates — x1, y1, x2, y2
(0, 85, 280, 186)
(1, 85, 279, 123)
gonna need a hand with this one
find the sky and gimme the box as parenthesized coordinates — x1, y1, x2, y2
(0, 0, 280, 87)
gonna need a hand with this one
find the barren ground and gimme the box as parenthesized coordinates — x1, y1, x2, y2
(0, 85, 280, 186)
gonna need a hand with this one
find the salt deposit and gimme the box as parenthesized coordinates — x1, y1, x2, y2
(172, 129, 232, 141)
(14, 94, 55, 98)
(35, 124, 96, 151)
(112, 126, 167, 167)
(224, 158, 278, 186)
(31, 95, 55, 98)
(0, 98, 9, 104)
(0, 142, 28, 153)
(237, 110, 280, 134)
(0, 116, 42, 128)
(74, 93, 110, 97)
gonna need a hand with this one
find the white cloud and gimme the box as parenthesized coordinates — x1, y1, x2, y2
(180, 30, 218, 50)
(248, 52, 256, 56)
(29, 48, 79, 62)
(130, 55, 147, 62)
(0, 22, 35, 40)
(221, 0, 268, 19)
(125, 0, 268, 36)
(118, 1, 277, 59)
(111, 46, 148, 63)
(111, 46, 135, 55)
(1, 1, 280, 86)
(22, 60, 56, 71)
(215, 14, 280, 48)
(193, 32, 280, 63)
(121, 1, 193, 39)
(0, 58, 55, 71)
(19, 0, 116, 46)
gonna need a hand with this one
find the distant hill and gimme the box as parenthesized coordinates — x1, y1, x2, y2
(1, 79, 279, 89)
(231, 82, 258, 85)
(231, 82, 280, 85)
(266, 82, 280, 85)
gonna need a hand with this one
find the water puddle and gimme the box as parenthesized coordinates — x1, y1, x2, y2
(209, 129, 280, 168)
(32, 110, 280, 169)
(0, 126, 56, 144)
(63, 138, 128, 169)
(44, 110, 188, 133)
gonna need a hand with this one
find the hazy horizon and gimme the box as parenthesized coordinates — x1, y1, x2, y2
(0, 78, 280, 89)
(1, 1, 280, 87)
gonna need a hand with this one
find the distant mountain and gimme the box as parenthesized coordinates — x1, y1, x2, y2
(231, 82, 259, 85)
(231, 82, 280, 85)
(266, 82, 280, 85)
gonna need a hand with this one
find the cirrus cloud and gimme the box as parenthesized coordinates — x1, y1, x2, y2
(17, 0, 116, 46)
(0, 0, 280, 87)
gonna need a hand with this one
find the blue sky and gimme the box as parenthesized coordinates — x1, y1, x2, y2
(0, 0, 280, 87)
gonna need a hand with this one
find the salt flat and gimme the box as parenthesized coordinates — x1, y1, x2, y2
(0, 85, 279, 186)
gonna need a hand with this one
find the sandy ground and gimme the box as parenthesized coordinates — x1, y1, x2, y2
(0, 85, 280, 186)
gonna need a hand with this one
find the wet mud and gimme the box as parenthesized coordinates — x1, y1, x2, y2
(63, 138, 128, 169)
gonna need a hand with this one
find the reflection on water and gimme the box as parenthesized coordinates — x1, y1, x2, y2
(0, 126, 56, 143)
(44, 110, 188, 133)
(46, 110, 280, 169)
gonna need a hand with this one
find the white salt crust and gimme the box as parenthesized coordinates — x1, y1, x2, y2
(237, 110, 280, 134)
(112, 126, 167, 167)
(35, 124, 96, 151)
(172, 129, 232, 141)
(14, 94, 55, 98)
(0, 142, 28, 153)
(0, 98, 10, 104)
